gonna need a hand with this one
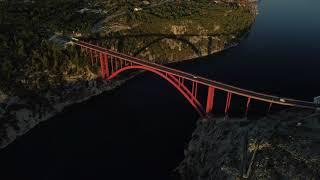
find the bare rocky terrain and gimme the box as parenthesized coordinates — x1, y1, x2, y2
(178, 109, 320, 179)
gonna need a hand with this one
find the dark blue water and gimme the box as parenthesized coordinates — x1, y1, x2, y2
(176, 0, 320, 100)
(1, 0, 320, 179)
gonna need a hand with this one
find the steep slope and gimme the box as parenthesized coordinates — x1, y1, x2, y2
(178, 109, 320, 179)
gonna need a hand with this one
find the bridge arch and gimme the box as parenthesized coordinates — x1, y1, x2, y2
(108, 65, 205, 116)
(74, 40, 320, 118)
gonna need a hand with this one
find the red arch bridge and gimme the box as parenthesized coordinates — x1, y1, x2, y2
(69, 38, 318, 117)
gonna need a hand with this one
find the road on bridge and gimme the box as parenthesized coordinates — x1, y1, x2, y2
(65, 37, 319, 112)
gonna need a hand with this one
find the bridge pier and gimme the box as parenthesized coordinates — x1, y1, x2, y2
(192, 82, 198, 100)
(99, 52, 105, 78)
(225, 92, 232, 115)
(104, 54, 109, 78)
(268, 102, 273, 114)
(245, 97, 251, 117)
(97, 52, 111, 79)
(206, 86, 215, 113)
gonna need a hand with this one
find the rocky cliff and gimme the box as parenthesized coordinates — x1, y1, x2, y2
(178, 109, 320, 179)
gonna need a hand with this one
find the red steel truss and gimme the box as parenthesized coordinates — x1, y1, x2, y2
(74, 40, 318, 117)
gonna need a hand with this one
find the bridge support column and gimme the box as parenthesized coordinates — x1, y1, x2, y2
(206, 86, 215, 113)
(268, 102, 273, 113)
(99, 53, 105, 78)
(104, 54, 109, 78)
(192, 82, 198, 99)
(225, 92, 232, 115)
(245, 97, 251, 117)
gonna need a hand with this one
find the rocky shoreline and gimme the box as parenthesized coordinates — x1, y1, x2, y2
(178, 109, 320, 179)
(0, 28, 249, 150)
(0, 31, 254, 150)
(0, 77, 129, 149)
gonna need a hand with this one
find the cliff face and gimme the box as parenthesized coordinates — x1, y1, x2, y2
(178, 109, 320, 179)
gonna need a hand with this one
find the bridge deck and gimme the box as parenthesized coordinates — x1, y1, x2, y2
(70, 38, 318, 110)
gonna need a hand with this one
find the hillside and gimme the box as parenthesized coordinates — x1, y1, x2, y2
(0, 0, 256, 148)
(178, 109, 320, 179)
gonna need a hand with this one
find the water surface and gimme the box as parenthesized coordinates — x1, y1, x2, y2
(1, 0, 320, 179)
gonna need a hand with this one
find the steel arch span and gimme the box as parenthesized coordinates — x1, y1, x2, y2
(108, 65, 205, 116)
(69, 38, 319, 117)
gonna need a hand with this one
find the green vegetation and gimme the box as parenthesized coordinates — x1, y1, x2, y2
(100, 0, 255, 35)
(0, 0, 256, 94)
(93, 0, 255, 63)
(145, 1, 224, 19)
(0, 0, 103, 94)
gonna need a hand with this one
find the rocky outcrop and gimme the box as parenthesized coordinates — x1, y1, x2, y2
(0, 78, 127, 149)
(178, 109, 320, 179)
